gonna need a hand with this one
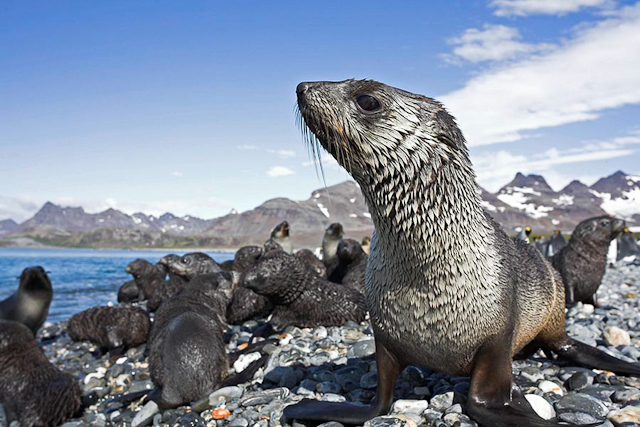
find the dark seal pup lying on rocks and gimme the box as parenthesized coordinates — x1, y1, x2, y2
(147, 272, 268, 408)
(244, 250, 366, 329)
(68, 305, 151, 353)
(0, 320, 81, 426)
(0, 266, 53, 334)
(226, 246, 273, 324)
(125, 259, 166, 300)
(552, 216, 625, 306)
(286, 79, 640, 427)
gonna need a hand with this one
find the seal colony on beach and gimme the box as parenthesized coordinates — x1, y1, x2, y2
(286, 79, 640, 427)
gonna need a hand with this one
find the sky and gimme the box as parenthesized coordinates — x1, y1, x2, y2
(2, 0, 640, 222)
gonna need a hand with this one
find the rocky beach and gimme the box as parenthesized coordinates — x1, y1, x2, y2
(1, 258, 638, 427)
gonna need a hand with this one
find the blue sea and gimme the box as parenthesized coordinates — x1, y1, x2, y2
(0, 247, 234, 324)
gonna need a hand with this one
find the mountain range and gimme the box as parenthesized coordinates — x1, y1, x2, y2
(1, 171, 639, 249)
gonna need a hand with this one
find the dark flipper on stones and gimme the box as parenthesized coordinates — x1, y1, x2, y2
(284, 342, 403, 424)
(549, 337, 640, 377)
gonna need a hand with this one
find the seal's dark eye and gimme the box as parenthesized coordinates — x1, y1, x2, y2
(356, 94, 381, 112)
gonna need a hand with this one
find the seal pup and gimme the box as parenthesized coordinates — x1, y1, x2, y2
(336, 238, 367, 293)
(361, 236, 371, 255)
(244, 250, 366, 329)
(0, 266, 53, 334)
(551, 216, 625, 306)
(322, 222, 343, 269)
(168, 252, 222, 280)
(148, 254, 188, 311)
(125, 259, 165, 299)
(226, 246, 273, 324)
(148, 272, 268, 408)
(295, 248, 327, 278)
(545, 230, 568, 258)
(266, 221, 293, 254)
(0, 320, 81, 426)
(117, 279, 140, 303)
(287, 79, 640, 427)
(67, 305, 151, 353)
(617, 228, 640, 261)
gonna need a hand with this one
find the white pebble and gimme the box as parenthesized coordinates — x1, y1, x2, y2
(607, 405, 640, 426)
(391, 399, 430, 415)
(604, 326, 631, 347)
(538, 380, 564, 396)
(525, 394, 555, 421)
(233, 352, 262, 373)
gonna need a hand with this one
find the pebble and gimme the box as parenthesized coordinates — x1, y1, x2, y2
(390, 399, 429, 415)
(364, 415, 418, 427)
(538, 380, 564, 396)
(555, 393, 609, 417)
(607, 405, 640, 426)
(233, 352, 263, 373)
(604, 327, 632, 347)
(429, 392, 454, 412)
(131, 401, 158, 427)
(525, 394, 556, 420)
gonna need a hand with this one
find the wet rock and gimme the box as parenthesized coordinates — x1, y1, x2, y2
(364, 415, 418, 427)
(607, 405, 640, 426)
(131, 401, 158, 427)
(390, 399, 429, 415)
(241, 388, 289, 407)
(429, 392, 454, 412)
(555, 393, 609, 417)
(525, 394, 555, 420)
(604, 327, 631, 347)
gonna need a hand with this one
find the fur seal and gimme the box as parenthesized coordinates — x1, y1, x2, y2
(117, 279, 139, 303)
(244, 250, 366, 329)
(0, 320, 81, 426)
(67, 305, 151, 353)
(168, 252, 222, 280)
(551, 216, 625, 306)
(336, 238, 367, 293)
(226, 246, 273, 324)
(0, 266, 53, 334)
(295, 249, 327, 278)
(148, 272, 266, 407)
(361, 236, 371, 255)
(287, 79, 640, 427)
(322, 222, 343, 269)
(545, 230, 568, 257)
(147, 254, 188, 311)
(267, 221, 293, 254)
(617, 228, 640, 261)
(125, 259, 165, 299)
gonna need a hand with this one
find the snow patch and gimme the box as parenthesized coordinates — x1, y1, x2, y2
(497, 192, 553, 219)
(349, 214, 357, 218)
(317, 203, 330, 218)
(592, 188, 640, 219)
(132, 217, 142, 224)
(349, 198, 356, 203)
(363, 212, 371, 219)
(98, 219, 105, 223)
(481, 200, 497, 212)
(552, 195, 574, 206)
(313, 192, 321, 199)
(552, 219, 560, 225)
(510, 186, 541, 196)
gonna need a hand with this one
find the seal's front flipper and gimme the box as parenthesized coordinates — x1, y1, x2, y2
(284, 342, 403, 424)
(467, 339, 568, 427)
(550, 338, 640, 377)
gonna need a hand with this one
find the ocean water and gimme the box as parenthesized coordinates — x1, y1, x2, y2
(0, 247, 234, 324)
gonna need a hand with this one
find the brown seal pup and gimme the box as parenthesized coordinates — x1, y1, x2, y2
(265, 220, 293, 254)
(0, 320, 81, 426)
(336, 238, 367, 293)
(167, 252, 222, 280)
(551, 216, 625, 306)
(125, 259, 165, 299)
(147, 272, 268, 408)
(295, 248, 327, 278)
(0, 266, 53, 334)
(287, 79, 640, 427)
(117, 279, 140, 303)
(67, 305, 151, 353)
(322, 222, 343, 273)
(244, 250, 366, 329)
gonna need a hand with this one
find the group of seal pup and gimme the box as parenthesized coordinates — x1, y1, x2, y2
(1, 80, 640, 427)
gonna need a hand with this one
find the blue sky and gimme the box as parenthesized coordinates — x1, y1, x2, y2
(2, 0, 640, 221)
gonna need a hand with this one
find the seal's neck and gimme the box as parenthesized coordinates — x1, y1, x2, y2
(357, 156, 492, 264)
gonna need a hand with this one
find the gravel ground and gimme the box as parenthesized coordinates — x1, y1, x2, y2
(4, 260, 640, 427)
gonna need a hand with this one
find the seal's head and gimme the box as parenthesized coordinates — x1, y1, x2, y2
(243, 251, 307, 304)
(233, 246, 263, 273)
(125, 259, 156, 277)
(338, 238, 367, 264)
(19, 266, 52, 295)
(271, 221, 290, 239)
(325, 223, 343, 240)
(171, 252, 221, 279)
(296, 79, 468, 184)
(158, 254, 181, 268)
(573, 216, 626, 245)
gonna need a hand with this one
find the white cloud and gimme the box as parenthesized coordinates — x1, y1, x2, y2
(444, 24, 551, 63)
(301, 153, 342, 170)
(490, 0, 614, 16)
(237, 144, 258, 151)
(170, 171, 183, 177)
(267, 166, 295, 177)
(441, 4, 640, 146)
(268, 149, 297, 159)
(472, 130, 638, 191)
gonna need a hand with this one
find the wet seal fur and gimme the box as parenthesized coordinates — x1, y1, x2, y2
(0, 320, 81, 426)
(244, 250, 366, 329)
(295, 249, 327, 278)
(117, 279, 139, 303)
(551, 216, 625, 306)
(148, 272, 250, 408)
(226, 246, 273, 324)
(266, 221, 293, 254)
(125, 259, 166, 300)
(168, 252, 222, 280)
(336, 238, 367, 293)
(0, 266, 53, 334)
(287, 79, 640, 427)
(67, 305, 151, 353)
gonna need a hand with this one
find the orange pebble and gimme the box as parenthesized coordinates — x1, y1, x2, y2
(212, 408, 231, 420)
(238, 343, 248, 350)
